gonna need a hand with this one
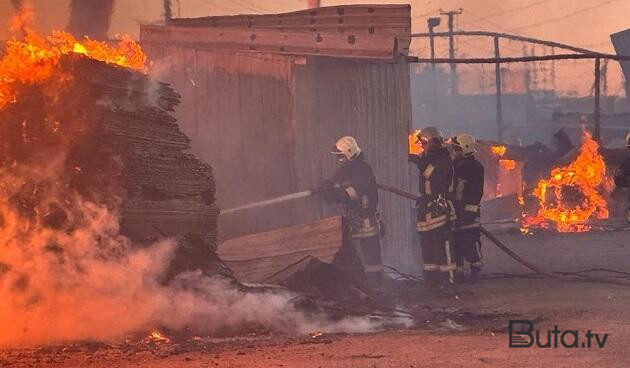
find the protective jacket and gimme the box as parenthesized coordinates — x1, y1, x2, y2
(614, 158, 630, 188)
(323, 153, 379, 238)
(409, 147, 455, 232)
(453, 156, 485, 229)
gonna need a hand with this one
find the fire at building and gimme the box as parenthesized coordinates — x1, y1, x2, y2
(1, 1, 630, 368)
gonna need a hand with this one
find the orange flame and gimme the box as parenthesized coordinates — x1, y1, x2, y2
(499, 159, 516, 170)
(491, 145, 507, 157)
(409, 129, 423, 155)
(149, 330, 171, 343)
(0, 8, 146, 110)
(521, 131, 608, 233)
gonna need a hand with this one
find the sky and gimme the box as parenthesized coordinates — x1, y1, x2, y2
(0, 0, 628, 95)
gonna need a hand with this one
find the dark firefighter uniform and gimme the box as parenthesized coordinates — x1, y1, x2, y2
(410, 147, 456, 284)
(322, 153, 383, 285)
(614, 156, 630, 222)
(452, 155, 485, 276)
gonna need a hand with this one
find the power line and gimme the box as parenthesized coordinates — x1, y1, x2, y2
(509, 0, 625, 32)
(469, 0, 555, 23)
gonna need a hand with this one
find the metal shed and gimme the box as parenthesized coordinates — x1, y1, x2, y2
(140, 4, 416, 272)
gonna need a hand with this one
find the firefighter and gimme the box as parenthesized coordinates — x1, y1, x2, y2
(409, 127, 456, 286)
(450, 133, 485, 280)
(320, 136, 384, 288)
(613, 132, 630, 223)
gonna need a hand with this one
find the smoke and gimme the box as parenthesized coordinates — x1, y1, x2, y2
(0, 173, 387, 347)
(67, 0, 115, 40)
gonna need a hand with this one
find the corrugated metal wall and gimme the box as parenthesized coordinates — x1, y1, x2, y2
(144, 45, 303, 239)
(292, 57, 415, 272)
(143, 44, 416, 272)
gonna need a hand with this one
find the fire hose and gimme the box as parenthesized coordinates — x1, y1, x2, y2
(377, 183, 630, 287)
(220, 183, 630, 287)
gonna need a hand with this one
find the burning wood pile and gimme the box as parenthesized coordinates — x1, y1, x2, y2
(0, 14, 231, 347)
(0, 20, 220, 248)
(0, 50, 219, 254)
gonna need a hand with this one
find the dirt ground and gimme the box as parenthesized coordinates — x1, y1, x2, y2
(2, 277, 630, 368)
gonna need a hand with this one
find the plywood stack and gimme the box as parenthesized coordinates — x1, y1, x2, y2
(0, 55, 220, 256)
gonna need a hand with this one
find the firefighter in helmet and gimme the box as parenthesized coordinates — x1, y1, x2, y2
(409, 127, 456, 286)
(450, 133, 485, 279)
(320, 136, 383, 288)
(613, 132, 630, 223)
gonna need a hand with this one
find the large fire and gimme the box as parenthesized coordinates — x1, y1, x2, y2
(0, 7, 145, 109)
(521, 131, 608, 233)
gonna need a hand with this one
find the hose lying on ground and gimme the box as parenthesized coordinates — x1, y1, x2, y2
(479, 226, 630, 287)
(377, 183, 630, 288)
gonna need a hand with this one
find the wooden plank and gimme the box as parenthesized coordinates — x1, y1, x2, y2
(217, 216, 343, 283)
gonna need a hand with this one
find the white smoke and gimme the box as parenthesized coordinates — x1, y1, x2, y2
(0, 160, 393, 347)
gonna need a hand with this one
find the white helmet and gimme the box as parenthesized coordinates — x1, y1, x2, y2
(419, 126, 444, 149)
(626, 132, 630, 148)
(332, 136, 361, 161)
(452, 133, 477, 156)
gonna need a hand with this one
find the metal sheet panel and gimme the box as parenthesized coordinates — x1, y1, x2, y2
(611, 29, 630, 94)
(141, 24, 397, 61)
(168, 4, 411, 54)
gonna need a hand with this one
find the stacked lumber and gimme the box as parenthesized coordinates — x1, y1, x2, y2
(0, 55, 220, 258)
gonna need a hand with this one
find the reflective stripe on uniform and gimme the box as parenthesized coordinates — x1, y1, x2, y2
(424, 180, 432, 195)
(474, 241, 483, 266)
(456, 179, 466, 200)
(440, 264, 456, 272)
(449, 200, 457, 221)
(423, 263, 439, 271)
(444, 240, 455, 283)
(364, 264, 384, 273)
(464, 204, 480, 212)
(351, 218, 379, 238)
(345, 186, 359, 200)
(423, 164, 435, 179)
(416, 213, 448, 232)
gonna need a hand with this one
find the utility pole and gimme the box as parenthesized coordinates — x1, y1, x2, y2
(427, 17, 442, 122)
(427, 17, 441, 71)
(163, 0, 172, 24)
(494, 36, 504, 142)
(594, 58, 601, 142)
(522, 43, 531, 95)
(551, 46, 556, 93)
(530, 46, 537, 91)
(440, 9, 463, 96)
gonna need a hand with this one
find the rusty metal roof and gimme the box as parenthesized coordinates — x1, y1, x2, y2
(141, 24, 400, 61)
(145, 4, 410, 59)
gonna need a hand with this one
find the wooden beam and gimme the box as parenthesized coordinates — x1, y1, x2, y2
(217, 216, 343, 284)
